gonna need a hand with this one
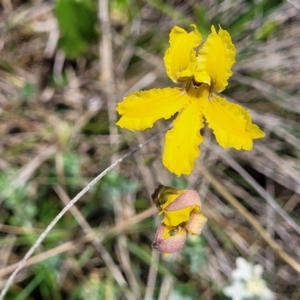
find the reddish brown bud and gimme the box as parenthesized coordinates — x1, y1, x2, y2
(152, 224, 187, 254)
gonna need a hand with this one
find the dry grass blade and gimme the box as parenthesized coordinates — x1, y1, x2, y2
(232, 73, 300, 114)
(0, 206, 157, 279)
(0, 131, 164, 300)
(198, 165, 300, 274)
(217, 149, 300, 236)
(54, 185, 137, 300)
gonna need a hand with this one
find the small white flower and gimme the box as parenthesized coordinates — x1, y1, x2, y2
(223, 281, 251, 300)
(223, 257, 275, 300)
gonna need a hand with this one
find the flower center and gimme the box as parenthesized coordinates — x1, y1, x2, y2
(184, 77, 212, 101)
(184, 77, 203, 97)
(246, 278, 266, 295)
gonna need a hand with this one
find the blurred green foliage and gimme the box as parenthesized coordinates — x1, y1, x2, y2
(218, 0, 283, 36)
(54, 0, 98, 57)
(18, 82, 37, 101)
(184, 235, 208, 274)
(101, 171, 140, 199)
(254, 21, 278, 40)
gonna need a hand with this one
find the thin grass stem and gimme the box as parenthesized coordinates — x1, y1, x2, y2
(0, 130, 166, 300)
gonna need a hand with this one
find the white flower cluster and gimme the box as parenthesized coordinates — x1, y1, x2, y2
(223, 257, 275, 300)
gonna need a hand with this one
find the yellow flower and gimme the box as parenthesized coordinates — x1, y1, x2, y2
(116, 24, 265, 176)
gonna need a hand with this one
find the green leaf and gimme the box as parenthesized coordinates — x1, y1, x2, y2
(228, 0, 283, 36)
(54, 0, 98, 58)
(254, 21, 278, 40)
(19, 82, 37, 101)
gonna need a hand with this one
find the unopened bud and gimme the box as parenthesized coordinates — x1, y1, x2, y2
(185, 213, 207, 235)
(152, 224, 187, 255)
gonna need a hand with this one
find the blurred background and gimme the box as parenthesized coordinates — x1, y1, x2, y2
(1, 0, 300, 299)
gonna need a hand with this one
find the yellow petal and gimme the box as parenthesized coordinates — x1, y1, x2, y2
(162, 190, 201, 226)
(116, 88, 187, 131)
(161, 225, 181, 240)
(195, 25, 236, 92)
(163, 96, 204, 176)
(244, 111, 266, 140)
(164, 24, 202, 83)
(162, 205, 201, 227)
(203, 95, 265, 150)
